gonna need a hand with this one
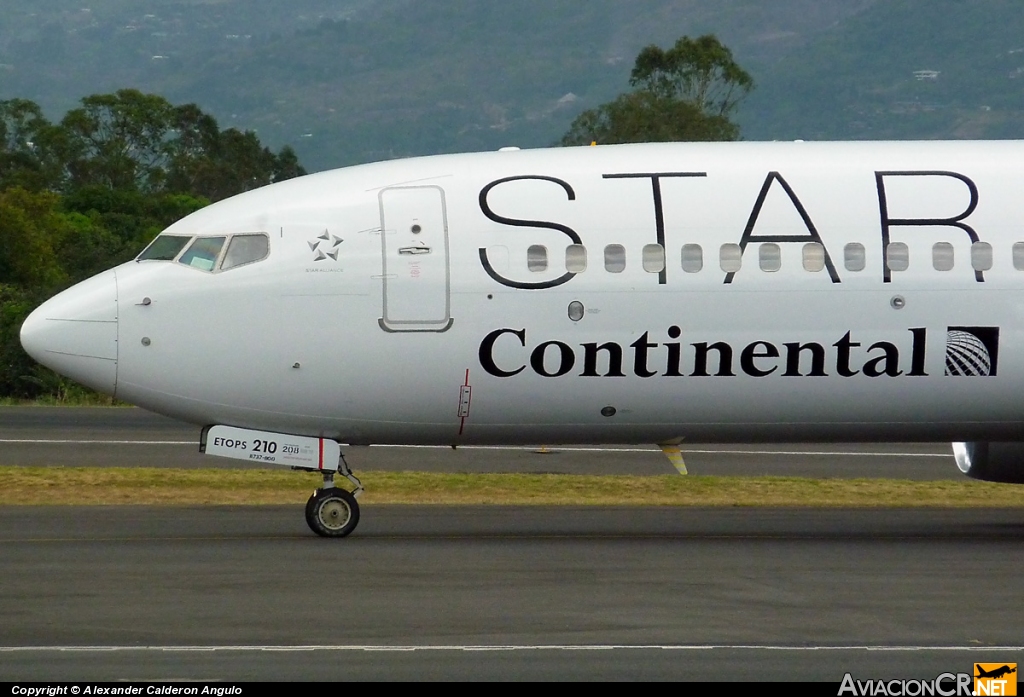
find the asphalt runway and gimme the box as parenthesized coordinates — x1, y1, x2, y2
(2, 408, 1010, 681)
(1, 506, 1022, 681)
(0, 406, 959, 479)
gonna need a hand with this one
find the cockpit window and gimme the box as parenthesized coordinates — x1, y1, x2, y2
(137, 232, 271, 272)
(221, 234, 270, 270)
(178, 236, 226, 272)
(137, 235, 192, 261)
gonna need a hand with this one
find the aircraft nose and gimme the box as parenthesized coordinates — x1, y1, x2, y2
(20, 269, 118, 395)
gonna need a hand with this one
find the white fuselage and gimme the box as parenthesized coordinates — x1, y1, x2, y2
(21, 141, 1024, 445)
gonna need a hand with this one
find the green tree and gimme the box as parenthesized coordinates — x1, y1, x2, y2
(562, 90, 740, 145)
(169, 128, 307, 202)
(0, 99, 56, 191)
(0, 188, 71, 400)
(273, 145, 306, 183)
(0, 188, 67, 290)
(0, 283, 39, 399)
(56, 89, 178, 193)
(561, 34, 754, 146)
(164, 103, 227, 197)
(50, 90, 307, 200)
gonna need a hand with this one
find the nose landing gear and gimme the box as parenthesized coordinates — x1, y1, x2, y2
(305, 453, 364, 538)
(306, 486, 359, 537)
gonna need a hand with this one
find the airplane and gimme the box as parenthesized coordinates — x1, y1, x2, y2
(975, 665, 1016, 680)
(18, 140, 1024, 538)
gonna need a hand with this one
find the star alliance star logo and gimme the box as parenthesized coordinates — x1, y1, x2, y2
(308, 230, 343, 261)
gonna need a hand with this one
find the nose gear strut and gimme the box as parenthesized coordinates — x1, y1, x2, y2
(305, 451, 364, 538)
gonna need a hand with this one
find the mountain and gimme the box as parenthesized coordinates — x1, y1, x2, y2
(741, 0, 1024, 141)
(4, 1, 1022, 172)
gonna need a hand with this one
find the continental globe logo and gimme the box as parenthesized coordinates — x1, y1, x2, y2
(946, 327, 999, 377)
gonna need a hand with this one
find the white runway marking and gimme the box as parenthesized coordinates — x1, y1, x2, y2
(0, 439, 952, 458)
(0, 644, 1019, 652)
(683, 448, 948, 458)
(384, 445, 951, 458)
(0, 439, 194, 445)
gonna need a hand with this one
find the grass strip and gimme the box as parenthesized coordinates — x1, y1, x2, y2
(1, 466, 1024, 506)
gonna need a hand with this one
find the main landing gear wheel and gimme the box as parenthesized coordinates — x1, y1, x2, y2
(305, 487, 360, 538)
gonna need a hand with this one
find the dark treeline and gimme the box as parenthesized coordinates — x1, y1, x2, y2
(0, 89, 306, 401)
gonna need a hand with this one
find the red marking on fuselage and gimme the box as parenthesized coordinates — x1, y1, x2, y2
(458, 369, 471, 436)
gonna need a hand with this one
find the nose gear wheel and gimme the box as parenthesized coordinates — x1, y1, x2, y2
(305, 487, 360, 538)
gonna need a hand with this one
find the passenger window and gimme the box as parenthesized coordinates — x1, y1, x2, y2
(759, 243, 781, 272)
(681, 244, 703, 273)
(178, 236, 226, 272)
(221, 234, 269, 271)
(932, 242, 954, 271)
(719, 243, 741, 273)
(138, 235, 192, 261)
(1014, 243, 1024, 271)
(844, 243, 866, 272)
(971, 241, 993, 271)
(802, 243, 825, 272)
(565, 244, 587, 273)
(604, 244, 626, 273)
(642, 244, 665, 273)
(886, 242, 909, 272)
(527, 245, 548, 272)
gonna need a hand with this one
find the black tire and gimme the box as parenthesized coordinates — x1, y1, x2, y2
(305, 488, 360, 538)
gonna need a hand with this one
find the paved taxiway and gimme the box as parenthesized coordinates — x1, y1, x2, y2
(1, 506, 1022, 680)
(0, 406, 957, 478)
(2, 407, 1011, 680)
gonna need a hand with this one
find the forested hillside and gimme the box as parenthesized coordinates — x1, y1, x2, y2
(7, 1, 1023, 173)
(743, 0, 1024, 141)
(2, 0, 881, 170)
